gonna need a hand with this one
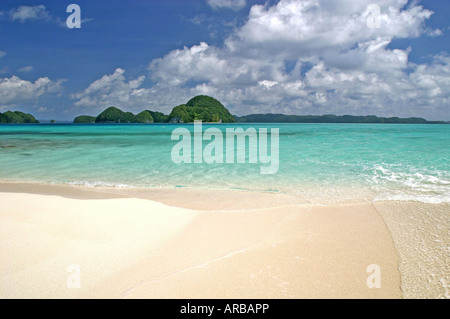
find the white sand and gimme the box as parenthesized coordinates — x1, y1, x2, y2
(0, 192, 198, 298)
(0, 189, 402, 299)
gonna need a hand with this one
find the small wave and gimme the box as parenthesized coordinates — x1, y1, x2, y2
(374, 193, 450, 204)
(367, 164, 450, 204)
(66, 180, 135, 189)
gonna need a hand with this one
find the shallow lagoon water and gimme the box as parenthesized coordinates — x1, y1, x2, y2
(0, 123, 449, 204)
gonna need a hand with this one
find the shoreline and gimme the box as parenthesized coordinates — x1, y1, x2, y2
(0, 180, 372, 210)
(0, 181, 447, 298)
(0, 178, 393, 209)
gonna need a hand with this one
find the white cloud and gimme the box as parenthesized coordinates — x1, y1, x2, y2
(72, 68, 151, 111)
(18, 66, 34, 73)
(147, 0, 448, 119)
(72, 68, 204, 114)
(227, 0, 435, 59)
(0, 75, 64, 106)
(259, 80, 278, 89)
(0, 51, 6, 58)
(75, 0, 449, 120)
(207, 0, 246, 11)
(150, 42, 228, 86)
(149, 41, 288, 89)
(9, 5, 51, 23)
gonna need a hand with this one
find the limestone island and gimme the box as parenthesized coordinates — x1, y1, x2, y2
(73, 95, 236, 124)
(0, 111, 39, 124)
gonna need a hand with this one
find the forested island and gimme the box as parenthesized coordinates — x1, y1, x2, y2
(74, 95, 235, 124)
(234, 113, 447, 124)
(74, 95, 446, 124)
(1, 95, 447, 124)
(0, 111, 39, 123)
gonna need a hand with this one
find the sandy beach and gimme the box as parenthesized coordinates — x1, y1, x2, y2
(1, 0, 449, 302)
(0, 181, 409, 299)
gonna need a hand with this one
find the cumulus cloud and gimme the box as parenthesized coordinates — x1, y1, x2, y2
(72, 68, 204, 113)
(149, 0, 448, 119)
(75, 0, 449, 120)
(72, 68, 151, 111)
(149, 41, 288, 89)
(227, 0, 435, 59)
(0, 75, 64, 106)
(207, 0, 246, 11)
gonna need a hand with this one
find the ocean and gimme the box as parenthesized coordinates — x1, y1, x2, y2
(1, 123, 449, 204)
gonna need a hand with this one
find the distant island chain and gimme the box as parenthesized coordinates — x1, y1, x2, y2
(0, 95, 447, 124)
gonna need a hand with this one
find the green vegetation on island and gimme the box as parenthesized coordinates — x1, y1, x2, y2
(0, 111, 39, 124)
(184, 95, 235, 123)
(78, 95, 236, 124)
(168, 104, 191, 123)
(148, 111, 169, 123)
(135, 111, 154, 123)
(234, 113, 446, 124)
(95, 107, 135, 123)
(74, 115, 96, 124)
(66, 96, 446, 124)
(93, 107, 154, 123)
(168, 96, 235, 123)
(1, 96, 446, 125)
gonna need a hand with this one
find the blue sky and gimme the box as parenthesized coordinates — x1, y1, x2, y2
(0, 0, 449, 120)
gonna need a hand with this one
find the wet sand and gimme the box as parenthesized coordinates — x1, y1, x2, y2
(373, 201, 449, 299)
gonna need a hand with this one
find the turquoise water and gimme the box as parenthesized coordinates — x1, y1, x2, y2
(1, 123, 449, 203)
